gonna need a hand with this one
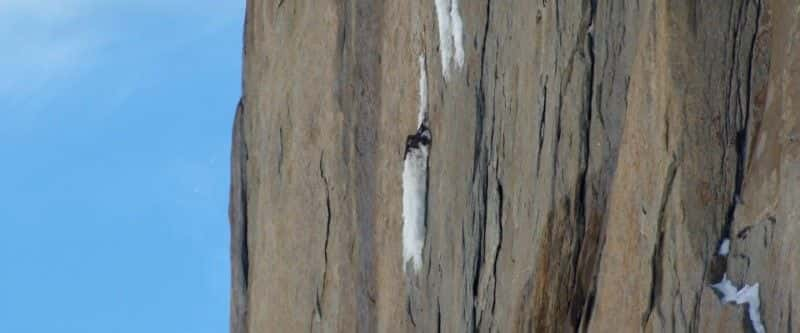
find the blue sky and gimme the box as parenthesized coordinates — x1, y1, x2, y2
(0, 1, 244, 332)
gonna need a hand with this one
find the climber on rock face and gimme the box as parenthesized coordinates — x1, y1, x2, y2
(404, 124, 432, 160)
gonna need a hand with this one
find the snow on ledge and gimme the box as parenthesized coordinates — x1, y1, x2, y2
(711, 274, 766, 333)
(711, 274, 739, 303)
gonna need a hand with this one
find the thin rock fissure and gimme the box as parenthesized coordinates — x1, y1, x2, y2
(643, 157, 679, 328)
(319, 152, 332, 307)
(569, 0, 598, 327)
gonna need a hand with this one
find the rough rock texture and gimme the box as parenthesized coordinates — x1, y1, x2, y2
(230, 0, 800, 332)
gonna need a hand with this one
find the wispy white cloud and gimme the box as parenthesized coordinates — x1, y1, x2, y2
(0, 0, 244, 109)
(0, 0, 100, 102)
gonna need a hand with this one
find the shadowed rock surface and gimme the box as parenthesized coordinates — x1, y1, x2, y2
(230, 0, 800, 331)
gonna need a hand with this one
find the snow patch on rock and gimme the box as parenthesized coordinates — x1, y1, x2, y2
(434, 0, 453, 78)
(402, 55, 432, 273)
(402, 141, 429, 272)
(450, 0, 464, 68)
(718, 238, 730, 256)
(711, 275, 766, 333)
(711, 274, 739, 303)
(434, 0, 464, 80)
(736, 284, 765, 333)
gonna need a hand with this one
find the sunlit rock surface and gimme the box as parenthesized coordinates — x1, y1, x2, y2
(230, 0, 800, 331)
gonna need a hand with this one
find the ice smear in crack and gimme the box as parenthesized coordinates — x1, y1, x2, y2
(402, 143, 428, 272)
(711, 275, 766, 333)
(434, 0, 464, 79)
(402, 55, 431, 273)
(450, 0, 464, 68)
(718, 238, 730, 256)
(434, 0, 453, 78)
(736, 284, 765, 333)
(417, 55, 428, 127)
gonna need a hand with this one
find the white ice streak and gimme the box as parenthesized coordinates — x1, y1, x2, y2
(402, 55, 431, 273)
(711, 275, 766, 333)
(434, 0, 453, 78)
(418, 55, 428, 127)
(434, 0, 464, 80)
(450, 0, 464, 68)
(718, 238, 730, 256)
(402, 141, 428, 272)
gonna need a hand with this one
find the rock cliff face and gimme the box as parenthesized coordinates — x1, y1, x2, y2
(230, 0, 800, 331)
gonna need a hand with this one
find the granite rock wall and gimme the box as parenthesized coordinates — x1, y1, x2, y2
(230, 0, 800, 331)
